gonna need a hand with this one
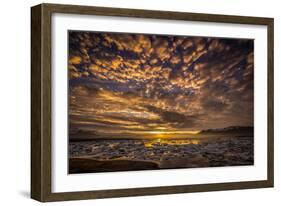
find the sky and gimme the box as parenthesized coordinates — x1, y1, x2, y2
(68, 31, 254, 136)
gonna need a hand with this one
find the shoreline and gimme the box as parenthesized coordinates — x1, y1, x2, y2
(69, 136, 254, 173)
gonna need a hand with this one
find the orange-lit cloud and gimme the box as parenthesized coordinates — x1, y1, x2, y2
(68, 31, 254, 135)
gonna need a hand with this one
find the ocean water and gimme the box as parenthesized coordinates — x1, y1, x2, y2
(69, 136, 254, 172)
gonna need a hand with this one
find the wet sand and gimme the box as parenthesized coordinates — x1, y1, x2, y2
(69, 158, 159, 173)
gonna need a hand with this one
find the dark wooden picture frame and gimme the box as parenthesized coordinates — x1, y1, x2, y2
(31, 3, 274, 202)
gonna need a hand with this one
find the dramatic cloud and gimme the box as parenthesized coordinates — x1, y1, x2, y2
(68, 31, 254, 135)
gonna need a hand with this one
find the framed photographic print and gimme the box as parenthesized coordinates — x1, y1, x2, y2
(31, 3, 274, 202)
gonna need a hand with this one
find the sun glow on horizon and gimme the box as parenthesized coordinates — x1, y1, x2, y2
(147, 130, 200, 135)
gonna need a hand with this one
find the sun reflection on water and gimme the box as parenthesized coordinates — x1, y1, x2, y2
(144, 138, 201, 148)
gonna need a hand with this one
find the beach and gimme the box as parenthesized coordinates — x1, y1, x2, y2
(69, 135, 253, 173)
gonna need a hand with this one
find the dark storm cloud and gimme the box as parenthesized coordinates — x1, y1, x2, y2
(68, 31, 254, 134)
(145, 105, 197, 128)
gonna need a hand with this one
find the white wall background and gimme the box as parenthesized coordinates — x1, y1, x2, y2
(0, 0, 279, 205)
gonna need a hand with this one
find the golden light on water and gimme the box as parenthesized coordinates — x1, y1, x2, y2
(144, 130, 201, 140)
(143, 130, 202, 148)
(144, 139, 201, 148)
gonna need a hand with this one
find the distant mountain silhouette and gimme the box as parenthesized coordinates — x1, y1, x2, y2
(200, 126, 253, 134)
